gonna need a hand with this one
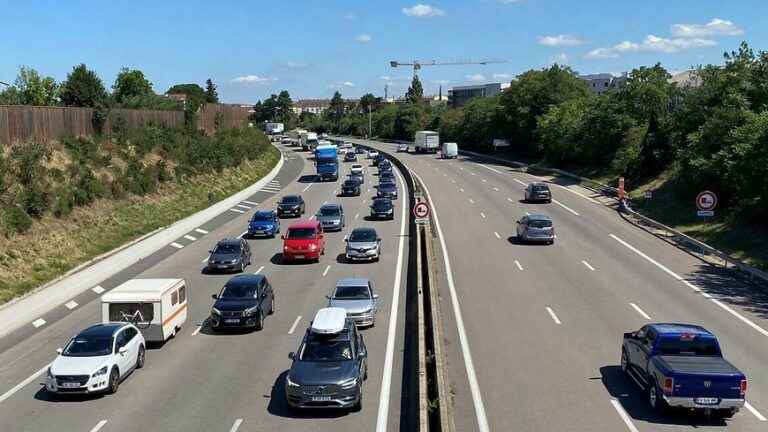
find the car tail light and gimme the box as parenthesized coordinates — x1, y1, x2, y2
(741, 379, 747, 396)
(663, 377, 674, 395)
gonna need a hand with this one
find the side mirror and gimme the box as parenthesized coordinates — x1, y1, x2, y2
(624, 331, 637, 340)
(56, 348, 63, 354)
(344, 235, 348, 242)
(118, 346, 128, 355)
(211, 294, 218, 299)
(377, 238, 382, 242)
(358, 348, 367, 358)
(288, 352, 296, 360)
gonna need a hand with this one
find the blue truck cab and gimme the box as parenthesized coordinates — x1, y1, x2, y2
(314, 145, 339, 181)
(622, 323, 747, 417)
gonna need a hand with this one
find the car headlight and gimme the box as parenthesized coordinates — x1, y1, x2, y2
(211, 307, 221, 315)
(244, 306, 259, 316)
(92, 366, 108, 378)
(286, 375, 300, 388)
(339, 377, 358, 389)
(228, 258, 239, 264)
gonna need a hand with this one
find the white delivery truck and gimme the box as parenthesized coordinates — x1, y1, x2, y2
(441, 142, 458, 159)
(101, 278, 188, 342)
(265, 122, 284, 135)
(302, 132, 319, 151)
(414, 131, 440, 153)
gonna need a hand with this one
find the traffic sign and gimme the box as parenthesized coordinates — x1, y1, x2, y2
(644, 190, 653, 200)
(696, 191, 718, 211)
(413, 202, 430, 221)
(697, 210, 714, 217)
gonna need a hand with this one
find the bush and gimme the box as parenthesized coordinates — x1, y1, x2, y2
(2, 206, 33, 235)
(53, 187, 74, 218)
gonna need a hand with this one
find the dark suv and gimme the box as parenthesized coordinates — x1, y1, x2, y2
(341, 178, 361, 196)
(206, 238, 251, 273)
(210, 274, 275, 331)
(370, 198, 394, 220)
(524, 182, 552, 203)
(277, 195, 306, 218)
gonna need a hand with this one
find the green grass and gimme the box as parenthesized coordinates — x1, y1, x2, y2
(0, 146, 280, 304)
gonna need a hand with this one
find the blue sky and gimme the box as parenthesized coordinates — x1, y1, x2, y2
(1, 0, 766, 103)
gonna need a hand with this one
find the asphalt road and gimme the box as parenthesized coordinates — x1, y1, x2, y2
(353, 138, 768, 432)
(0, 143, 410, 432)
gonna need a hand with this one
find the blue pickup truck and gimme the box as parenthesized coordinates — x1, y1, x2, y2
(621, 323, 747, 418)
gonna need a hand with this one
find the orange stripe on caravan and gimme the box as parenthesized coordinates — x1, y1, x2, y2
(163, 303, 188, 326)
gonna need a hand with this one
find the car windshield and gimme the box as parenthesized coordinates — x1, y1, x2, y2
(381, 184, 395, 191)
(214, 243, 240, 254)
(319, 207, 340, 216)
(658, 336, 720, 356)
(220, 283, 257, 299)
(343, 180, 357, 187)
(528, 219, 552, 228)
(350, 230, 377, 242)
(334, 285, 370, 300)
(533, 185, 550, 192)
(300, 336, 353, 362)
(251, 213, 272, 222)
(352, 165, 362, 170)
(63, 335, 113, 357)
(287, 228, 316, 239)
(281, 196, 300, 204)
(373, 200, 391, 209)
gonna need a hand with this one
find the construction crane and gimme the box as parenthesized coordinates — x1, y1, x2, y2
(389, 59, 508, 77)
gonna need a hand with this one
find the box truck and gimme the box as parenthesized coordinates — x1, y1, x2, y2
(414, 131, 440, 153)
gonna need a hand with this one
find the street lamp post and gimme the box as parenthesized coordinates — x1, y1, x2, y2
(368, 105, 372, 139)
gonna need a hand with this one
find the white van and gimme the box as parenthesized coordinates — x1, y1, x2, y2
(101, 278, 188, 342)
(442, 142, 458, 159)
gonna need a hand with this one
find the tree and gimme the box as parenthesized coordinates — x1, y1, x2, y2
(112, 68, 153, 103)
(359, 93, 382, 113)
(205, 78, 219, 103)
(327, 91, 346, 129)
(275, 90, 294, 123)
(166, 83, 206, 111)
(0, 86, 23, 105)
(405, 75, 424, 104)
(59, 64, 107, 107)
(14, 66, 58, 106)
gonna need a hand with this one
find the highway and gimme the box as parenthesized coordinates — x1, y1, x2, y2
(354, 138, 768, 432)
(0, 143, 410, 432)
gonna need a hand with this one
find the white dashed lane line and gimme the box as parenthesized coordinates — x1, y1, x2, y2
(32, 318, 46, 328)
(469, 199, 475, 204)
(65, 301, 78, 310)
(92, 285, 105, 294)
(229, 208, 245, 214)
(235, 204, 251, 210)
(170, 242, 184, 249)
(229, 418, 244, 432)
(492, 187, 499, 191)
(355, 213, 360, 220)
(288, 316, 302, 334)
(514, 260, 524, 271)
(322, 265, 331, 277)
(546, 307, 562, 325)
(582, 260, 595, 271)
(254, 266, 264, 274)
(89, 420, 108, 432)
(552, 198, 580, 216)
(459, 188, 464, 193)
(194, 228, 209, 235)
(507, 197, 514, 203)
(480, 212, 486, 219)
(494, 232, 501, 239)
(241, 200, 258, 206)
(183, 235, 197, 241)
(629, 303, 651, 320)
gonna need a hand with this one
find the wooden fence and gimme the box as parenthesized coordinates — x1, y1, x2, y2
(0, 103, 252, 146)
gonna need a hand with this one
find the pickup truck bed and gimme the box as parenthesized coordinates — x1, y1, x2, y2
(656, 356, 741, 376)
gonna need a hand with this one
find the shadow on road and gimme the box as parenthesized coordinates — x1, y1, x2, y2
(267, 371, 348, 419)
(298, 175, 318, 183)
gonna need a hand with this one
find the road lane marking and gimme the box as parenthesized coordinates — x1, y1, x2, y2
(376, 165, 412, 432)
(92, 285, 105, 294)
(480, 212, 486, 219)
(170, 242, 184, 249)
(610, 234, 682, 281)
(183, 235, 197, 241)
(322, 200, 327, 205)
(333, 189, 338, 195)
(507, 197, 514, 203)
(477, 163, 503, 174)
(546, 307, 562, 325)
(525, 211, 530, 216)
(288, 316, 302, 335)
(236, 231, 248, 239)
(459, 188, 464, 192)
(481, 178, 487, 183)
(443, 173, 447, 177)
(355, 213, 360, 220)
(513, 178, 527, 186)
(514, 260, 524, 271)
(469, 199, 475, 204)
(65, 300, 78, 310)
(0, 362, 52, 404)
(229, 418, 243, 432)
(229, 208, 245, 214)
(629, 303, 651, 320)
(492, 187, 499, 191)
(557, 184, 600, 204)
(322, 265, 331, 277)
(470, 172, 476, 176)
(451, 179, 456, 183)
(711, 299, 768, 337)
(582, 260, 595, 271)
(89, 420, 108, 432)
(194, 228, 209, 234)
(32, 318, 46, 328)
(235, 204, 251, 210)
(745, 401, 767, 421)
(552, 198, 580, 216)
(254, 266, 264, 274)
(241, 200, 258, 206)
(302, 184, 313, 192)
(609, 399, 640, 432)
(191, 321, 205, 336)
(494, 232, 501, 239)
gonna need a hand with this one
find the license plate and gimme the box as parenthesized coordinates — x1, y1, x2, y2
(695, 397, 719, 405)
(224, 319, 240, 324)
(253, 230, 264, 234)
(294, 255, 304, 259)
(60, 382, 81, 388)
(311, 396, 332, 402)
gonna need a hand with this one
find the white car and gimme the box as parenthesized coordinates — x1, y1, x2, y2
(397, 144, 409, 153)
(46, 323, 146, 396)
(367, 150, 379, 159)
(350, 164, 365, 176)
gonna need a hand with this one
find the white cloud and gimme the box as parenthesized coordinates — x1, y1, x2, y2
(466, 74, 486, 82)
(345, 12, 357, 21)
(402, 4, 445, 17)
(355, 34, 372, 43)
(586, 35, 716, 59)
(327, 81, 355, 89)
(284, 61, 309, 69)
(671, 18, 744, 38)
(433, 79, 451, 85)
(492, 73, 513, 80)
(231, 75, 277, 84)
(538, 34, 584, 47)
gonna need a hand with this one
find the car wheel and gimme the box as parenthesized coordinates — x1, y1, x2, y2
(240, 261, 246, 273)
(620, 349, 629, 374)
(107, 368, 120, 394)
(649, 382, 668, 413)
(136, 345, 146, 369)
(255, 311, 264, 331)
(352, 388, 363, 412)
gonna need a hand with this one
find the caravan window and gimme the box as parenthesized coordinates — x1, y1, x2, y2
(109, 303, 154, 323)
(171, 290, 178, 306)
(178, 286, 186, 303)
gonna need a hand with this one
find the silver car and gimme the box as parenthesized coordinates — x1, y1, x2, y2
(316, 204, 345, 232)
(524, 182, 552, 203)
(345, 228, 381, 262)
(516, 214, 555, 244)
(327, 278, 378, 327)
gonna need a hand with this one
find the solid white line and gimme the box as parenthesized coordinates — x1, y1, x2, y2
(478, 163, 503, 174)
(557, 184, 600, 204)
(609, 398, 640, 432)
(235, 204, 251, 210)
(170, 242, 184, 249)
(194, 228, 209, 234)
(376, 166, 409, 432)
(745, 401, 767, 421)
(514, 260, 524, 271)
(630, 303, 651, 320)
(552, 198, 580, 216)
(513, 178, 527, 186)
(89, 420, 108, 432)
(92, 285, 105, 294)
(582, 260, 595, 271)
(302, 184, 313, 192)
(241, 200, 258, 206)
(711, 299, 768, 337)
(0, 362, 52, 404)
(229, 418, 243, 432)
(288, 316, 302, 335)
(183, 235, 197, 241)
(32, 318, 46, 328)
(65, 300, 78, 310)
(494, 232, 501, 239)
(322, 265, 331, 277)
(546, 307, 562, 325)
(480, 212, 486, 219)
(254, 266, 264, 274)
(610, 234, 682, 281)
(229, 208, 245, 214)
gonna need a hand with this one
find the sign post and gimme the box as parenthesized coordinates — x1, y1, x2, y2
(618, 177, 625, 201)
(696, 190, 717, 218)
(413, 201, 430, 224)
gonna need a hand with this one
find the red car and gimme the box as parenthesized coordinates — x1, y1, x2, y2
(282, 220, 326, 263)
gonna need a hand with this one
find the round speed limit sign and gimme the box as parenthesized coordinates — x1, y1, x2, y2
(413, 202, 430, 219)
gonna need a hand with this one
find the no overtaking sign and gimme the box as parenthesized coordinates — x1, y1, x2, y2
(413, 202, 430, 223)
(696, 190, 717, 217)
